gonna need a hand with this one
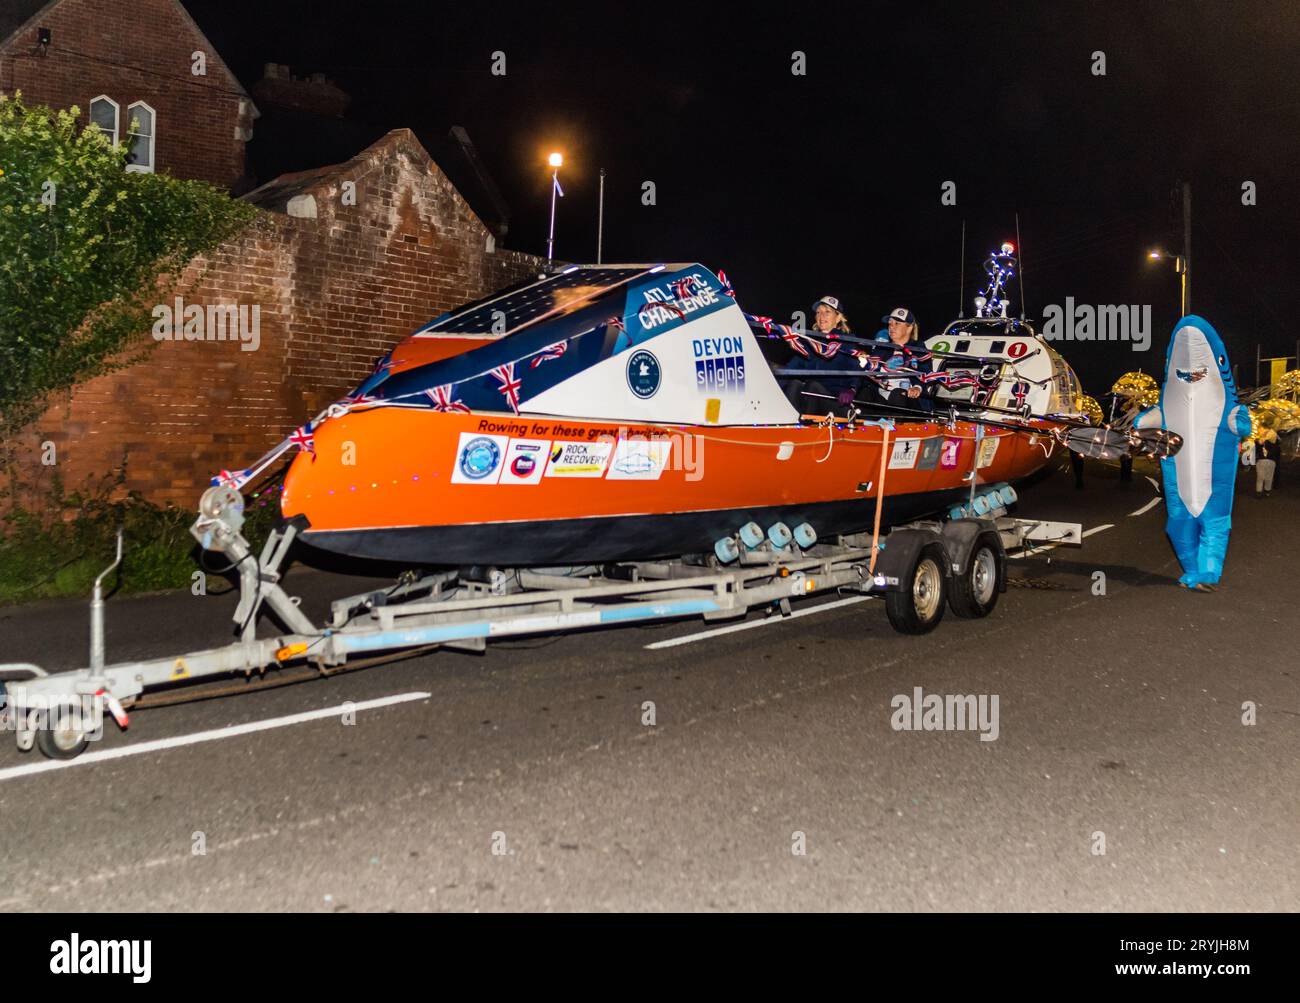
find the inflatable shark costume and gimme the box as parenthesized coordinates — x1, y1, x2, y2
(1136, 316, 1251, 589)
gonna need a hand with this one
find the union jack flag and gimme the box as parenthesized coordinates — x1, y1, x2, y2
(345, 390, 379, 405)
(750, 314, 775, 333)
(373, 352, 396, 374)
(289, 423, 315, 456)
(609, 316, 626, 333)
(425, 384, 470, 412)
(491, 362, 523, 415)
(716, 270, 736, 299)
(529, 340, 568, 369)
(209, 467, 251, 489)
(1010, 380, 1030, 407)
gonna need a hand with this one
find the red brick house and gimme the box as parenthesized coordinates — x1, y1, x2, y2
(0, 0, 258, 189)
(10, 129, 547, 508)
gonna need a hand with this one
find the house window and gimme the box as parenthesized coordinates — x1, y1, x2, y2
(89, 95, 119, 145)
(125, 101, 155, 173)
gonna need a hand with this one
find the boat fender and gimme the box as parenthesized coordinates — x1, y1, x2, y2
(714, 537, 741, 564)
(792, 523, 818, 550)
(739, 522, 765, 550)
(972, 494, 992, 516)
(949, 506, 968, 521)
(767, 522, 793, 549)
(999, 485, 1018, 507)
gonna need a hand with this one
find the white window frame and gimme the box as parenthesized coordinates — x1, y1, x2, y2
(88, 94, 119, 146)
(125, 101, 156, 174)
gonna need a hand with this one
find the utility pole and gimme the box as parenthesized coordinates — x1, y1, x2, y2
(1181, 181, 1191, 315)
(597, 168, 606, 264)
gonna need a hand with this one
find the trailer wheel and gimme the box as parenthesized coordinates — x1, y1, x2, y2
(948, 538, 1002, 619)
(885, 545, 947, 635)
(35, 703, 90, 760)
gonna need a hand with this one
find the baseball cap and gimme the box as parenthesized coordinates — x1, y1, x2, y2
(883, 307, 916, 325)
(813, 295, 845, 316)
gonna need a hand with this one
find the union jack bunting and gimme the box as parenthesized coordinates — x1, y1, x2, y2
(289, 423, 315, 456)
(345, 390, 380, 405)
(810, 338, 842, 359)
(529, 340, 568, 369)
(372, 352, 396, 374)
(778, 326, 810, 357)
(716, 270, 736, 298)
(670, 275, 701, 301)
(425, 384, 470, 412)
(608, 316, 626, 333)
(491, 362, 523, 415)
(209, 467, 251, 489)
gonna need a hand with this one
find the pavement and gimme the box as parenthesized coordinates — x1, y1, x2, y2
(0, 453, 1296, 912)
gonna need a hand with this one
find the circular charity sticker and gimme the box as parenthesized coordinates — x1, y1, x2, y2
(511, 454, 536, 477)
(459, 436, 501, 480)
(1007, 340, 1029, 359)
(626, 349, 661, 399)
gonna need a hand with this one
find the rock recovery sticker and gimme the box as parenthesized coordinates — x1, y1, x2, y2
(888, 438, 922, 469)
(500, 438, 551, 485)
(546, 440, 614, 477)
(452, 432, 507, 484)
(694, 336, 746, 394)
(626, 349, 661, 399)
(977, 437, 1001, 469)
(917, 436, 943, 470)
(607, 437, 673, 480)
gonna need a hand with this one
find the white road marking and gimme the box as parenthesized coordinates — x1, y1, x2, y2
(0, 691, 431, 782)
(1129, 496, 1163, 517)
(644, 595, 872, 650)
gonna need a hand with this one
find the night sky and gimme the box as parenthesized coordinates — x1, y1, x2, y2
(187, 0, 1300, 394)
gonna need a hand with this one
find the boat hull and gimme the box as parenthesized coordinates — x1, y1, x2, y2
(281, 408, 1056, 566)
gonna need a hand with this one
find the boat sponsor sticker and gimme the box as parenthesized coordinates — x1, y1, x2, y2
(939, 437, 963, 469)
(499, 438, 552, 485)
(607, 436, 674, 481)
(693, 336, 746, 394)
(916, 436, 944, 470)
(545, 439, 614, 477)
(626, 349, 662, 399)
(452, 432, 508, 484)
(888, 438, 922, 470)
(977, 437, 1000, 469)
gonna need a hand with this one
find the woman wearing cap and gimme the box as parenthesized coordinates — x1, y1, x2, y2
(781, 295, 859, 415)
(865, 307, 935, 412)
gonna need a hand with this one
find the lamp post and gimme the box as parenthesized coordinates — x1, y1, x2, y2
(1147, 248, 1187, 317)
(546, 151, 563, 260)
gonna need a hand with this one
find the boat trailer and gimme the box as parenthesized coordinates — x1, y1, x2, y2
(0, 484, 1079, 761)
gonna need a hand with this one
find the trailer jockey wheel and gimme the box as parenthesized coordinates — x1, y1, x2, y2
(885, 544, 948, 635)
(948, 536, 1002, 619)
(35, 702, 91, 760)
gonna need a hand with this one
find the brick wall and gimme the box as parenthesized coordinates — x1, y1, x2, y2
(0, 0, 254, 189)
(8, 129, 547, 510)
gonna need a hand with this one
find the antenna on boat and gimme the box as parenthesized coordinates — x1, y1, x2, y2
(958, 220, 967, 318)
(1015, 212, 1026, 320)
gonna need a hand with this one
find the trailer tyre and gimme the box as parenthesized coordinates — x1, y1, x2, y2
(885, 544, 947, 635)
(948, 537, 1002, 619)
(35, 703, 90, 760)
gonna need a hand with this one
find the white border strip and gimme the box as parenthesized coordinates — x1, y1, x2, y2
(0, 692, 431, 782)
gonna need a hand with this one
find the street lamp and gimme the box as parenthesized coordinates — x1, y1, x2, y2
(547, 151, 564, 260)
(1147, 248, 1187, 316)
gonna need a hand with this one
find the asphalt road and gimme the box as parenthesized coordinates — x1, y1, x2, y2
(1, 454, 1297, 912)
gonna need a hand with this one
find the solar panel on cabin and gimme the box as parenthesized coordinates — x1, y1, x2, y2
(424, 267, 652, 334)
